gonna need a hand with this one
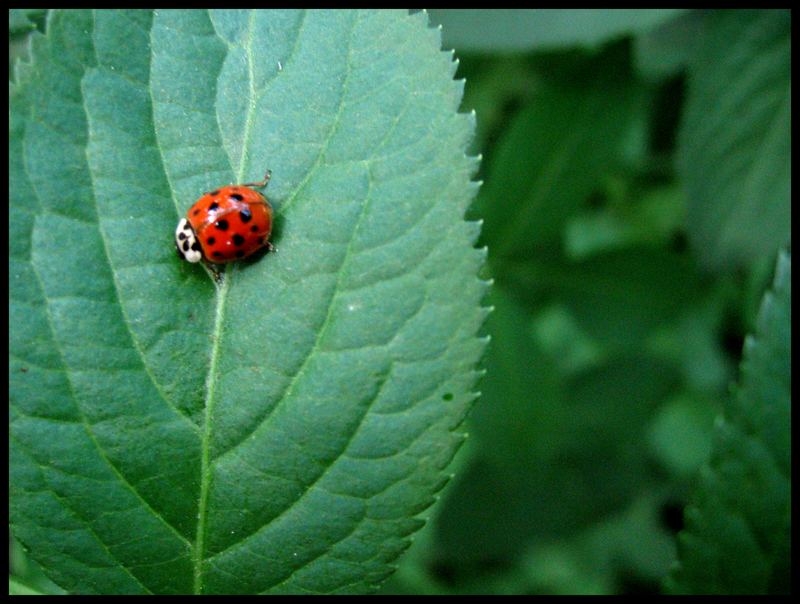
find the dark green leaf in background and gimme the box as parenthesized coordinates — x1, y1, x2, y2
(633, 10, 706, 81)
(8, 9, 47, 77)
(503, 247, 704, 353)
(477, 43, 642, 260)
(666, 250, 790, 594)
(564, 185, 687, 260)
(8, 579, 43, 596)
(678, 10, 790, 271)
(407, 26, 716, 592)
(8, 8, 46, 34)
(438, 343, 680, 563)
(453, 55, 536, 155)
(427, 9, 686, 53)
(427, 285, 682, 574)
(9, 9, 487, 595)
(383, 9, 790, 596)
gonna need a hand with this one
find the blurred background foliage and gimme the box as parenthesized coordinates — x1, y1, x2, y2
(9, 9, 790, 595)
(376, 9, 790, 595)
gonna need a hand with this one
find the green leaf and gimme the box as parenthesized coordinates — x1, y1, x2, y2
(9, 9, 47, 79)
(503, 247, 703, 353)
(522, 492, 677, 595)
(427, 9, 686, 52)
(646, 394, 716, 478)
(8, 579, 44, 596)
(477, 44, 642, 259)
(9, 537, 68, 595)
(678, 10, 790, 271)
(645, 288, 734, 395)
(455, 56, 536, 155)
(434, 287, 680, 562)
(8, 8, 47, 34)
(634, 9, 706, 80)
(665, 250, 790, 594)
(9, 9, 487, 595)
(564, 185, 687, 260)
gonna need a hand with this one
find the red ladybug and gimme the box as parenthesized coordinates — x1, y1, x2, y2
(175, 171, 274, 264)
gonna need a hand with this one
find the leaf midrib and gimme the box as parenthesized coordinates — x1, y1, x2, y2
(190, 11, 358, 593)
(192, 9, 259, 593)
(193, 271, 231, 594)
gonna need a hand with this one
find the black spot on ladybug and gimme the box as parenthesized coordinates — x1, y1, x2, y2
(178, 232, 187, 240)
(233, 234, 245, 246)
(230, 193, 244, 202)
(240, 208, 252, 222)
(212, 251, 224, 259)
(207, 236, 216, 246)
(215, 219, 229, 231)
(210, 190, 220, 196)
(258, 236, 265, 244)
(250, 225, 259, 232)
(193, 209, 200, 216)
(182, 240, 190, 252)
(236, 250, 245, 258)
(191, 241, 201, 252)
(209, 202, 219, 211)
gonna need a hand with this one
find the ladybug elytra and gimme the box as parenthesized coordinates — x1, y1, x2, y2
(175, 171, 274, 265)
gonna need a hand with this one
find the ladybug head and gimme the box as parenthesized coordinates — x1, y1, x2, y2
(175, 218, 202, 263)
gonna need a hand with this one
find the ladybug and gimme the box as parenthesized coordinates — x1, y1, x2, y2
(175, 170, 274, 265)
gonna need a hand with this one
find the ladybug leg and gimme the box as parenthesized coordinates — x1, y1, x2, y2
(242, 169, 272, 189)
(265, 241, 276, 253)
(203, 260, 225, 284)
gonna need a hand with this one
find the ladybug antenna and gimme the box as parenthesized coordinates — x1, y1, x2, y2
(243, 169, 272, 189)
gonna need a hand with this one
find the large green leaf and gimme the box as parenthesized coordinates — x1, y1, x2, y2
(426, 9, 686, 52)
(665, 250, 790, 594)
(678, 10, 790, 271)
(9, 9, 487, 595)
